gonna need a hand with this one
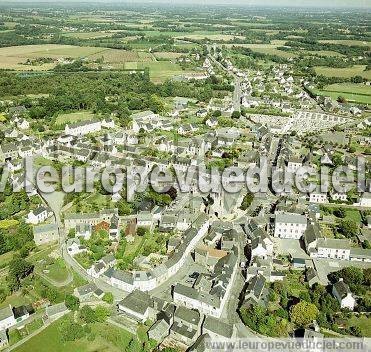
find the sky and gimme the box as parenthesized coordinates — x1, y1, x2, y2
(2, 0, 371, 7)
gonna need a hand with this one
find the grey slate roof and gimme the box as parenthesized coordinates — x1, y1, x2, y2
(275, 212, 307, 225)
(118, 290, 154, 315)
(203, 316, 233, 338)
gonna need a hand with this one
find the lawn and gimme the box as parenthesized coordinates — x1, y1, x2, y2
(345, 209, 362, 224)
(0, 219, 19, 230)
(13, 315, 133, 352)
(55, 111, 96, 126)
(41, 258, 70, 283)
(314, 65, 371, 80)
(347, 315, 371, 337)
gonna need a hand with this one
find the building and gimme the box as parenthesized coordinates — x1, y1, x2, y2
(360, 193, 371, 208)
(0, 329, 8, 348)
(314, 238, 351, 260)
(118, 290, 155, 323)
(45, 303, 69, 322)
(244, 274, 266, 306)
(33, 223, 59, 245)
(26, 206, 50, 225)
(148, 319, 170, 343)
(65, 119, 101, 136)
(309, 192, 328, 204)
(274, 212, 307, 239)
(169, 306, 201, 347)
(0, 305, 16, 331)
(66, 238, 87, 257)
(73, 283, 99, 302)
(202, 316, 234, 340)
(332, 279, 356, 310)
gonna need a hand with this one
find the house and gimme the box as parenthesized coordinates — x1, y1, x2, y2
(66, 238, 88, 257)
(33, 223, 59, 245)
(303, 222, 322, 254)
(169, 306, 201, 347)
(148, 319, 170, 343)
(205, 116, 218, 128)
(332, 279, 356, 310)
(196, 109, 208, 118)
(274, 212, 307, 239)
(13, 305, 30, 323)
(0, 330, 8, 349)
(309, 191, 328, 204)
(17, 118, 30, 130)
(243, 274, 266, 306)
(45, 303, 69, 322)
(0, 305, 16, 330)
(360, 193, 371, 208)
(74, 283, 99, 302)
(65, 119, 101, 136)
(349, 248, 371, 262)
(117, 290, 155, 323)
(287, 157, 302, 173)
(26, 206, 50, 225)
(331, 193, 348, 202)
(315, 238, 351, 260)
(76, 223, 92, 240)
(306, 267, 320, 288)
(202, 316, 234, 340)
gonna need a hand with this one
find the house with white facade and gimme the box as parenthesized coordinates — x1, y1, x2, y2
(65, 119, 101, 136)
(0, 305, 16, 331)
(26, 206, 50, 225)
(274, 212, 307, 239)
(332, 279, 356, 310)
(118, 290, 155, 323)
(33, 223, 59, 245)
(314, 238, 351, 260)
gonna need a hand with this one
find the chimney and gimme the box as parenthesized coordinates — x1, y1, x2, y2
(339, 278, 343, 282)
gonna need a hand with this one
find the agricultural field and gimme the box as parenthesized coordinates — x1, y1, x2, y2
(314, 82, 371, 105)
(319, 39, 371, 48)
(0, 44, 155, 70)
(314, 65, 371, 80)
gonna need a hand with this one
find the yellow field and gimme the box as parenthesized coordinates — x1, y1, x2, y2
(0, 44, 154, 70)
(154, 52, 184, 59)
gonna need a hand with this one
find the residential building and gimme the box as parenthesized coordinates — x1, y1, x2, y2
(33, 223, 59, 245)
(332, 279, 356, 310)
(118, 290, 155, 323)
(0, 306, 16, 331)
(274, 212, 307, 239)
(314, 238, 351, 260)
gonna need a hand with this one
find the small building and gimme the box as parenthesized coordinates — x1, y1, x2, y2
(45, 303, 69, 322)
(148, 319, 170, 343)
(73, 283, 99, 302)
(0, 305, 16, 331)
(33, 223, 59, 246)
(0, 330, 8, 349)
(117, 290, 155, 323)
(332, 279, 356, 310)
(26, 206, 50, 225)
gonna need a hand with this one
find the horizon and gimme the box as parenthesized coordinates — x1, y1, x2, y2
(0, 0, 370, 9)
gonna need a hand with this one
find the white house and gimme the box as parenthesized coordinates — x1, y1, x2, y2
(274, 212, 307, 239)
(360, 193, 371, 208)
(0, 306, 16, 330)
(309, 192, 328, 204)
(117, 290, 155, 323)
(65, 119, 101, 136)
(26, 206, 50, 225)
(17, 118, 30, 130)
(331, 193, 348, 202)
(332, 279, 356, 310)
(66, 238, 88, 257)
(315, 238, 350, 260)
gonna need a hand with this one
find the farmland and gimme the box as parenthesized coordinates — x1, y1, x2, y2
(55, 111, 96, 126)
(314, 65, 371, 80)
(314, 82, 371, 105)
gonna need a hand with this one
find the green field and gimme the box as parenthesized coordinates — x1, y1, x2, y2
(14, 316, 133, 352)
(319, 39, 371, 48)
(55, 111, 96, 125)
(315, 82, 371, 105)
(347, 315, 371, 337)
(314, 65, 371, 80)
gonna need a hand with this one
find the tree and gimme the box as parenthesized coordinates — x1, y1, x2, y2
(80, 306, 96, 324)
(338, 219, 359, 238)
(212, 110, 222, 117)
(231, 110, 241, 119)
(65, 294, 80, 311)
(95, 305, 110, 322)
(137, 227, 146, 237)
(290, 301, 319, 327)
(240, 192, 254, 211)
(102, 292, 114, 304)
(60, 321, 85, 342)
(337, 96, 347, 104)
(333, 208, 346, 218)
